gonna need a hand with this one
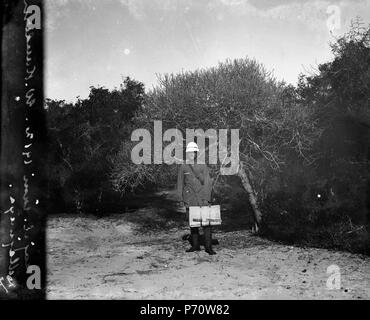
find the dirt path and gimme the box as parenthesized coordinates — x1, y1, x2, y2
(47, 208, 370, 299)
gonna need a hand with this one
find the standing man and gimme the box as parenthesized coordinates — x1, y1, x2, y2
(177, 142, 216, 255)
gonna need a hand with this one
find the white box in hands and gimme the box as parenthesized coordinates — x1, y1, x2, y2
(189, 205, 222, 227)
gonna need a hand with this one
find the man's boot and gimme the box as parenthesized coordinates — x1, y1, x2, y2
(186, 227, 201, 252)
(204, 226, 216, 255)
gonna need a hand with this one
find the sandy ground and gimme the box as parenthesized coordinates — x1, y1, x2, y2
(47, 208, 370, 300)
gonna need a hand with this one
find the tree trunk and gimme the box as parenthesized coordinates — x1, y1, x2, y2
(237, 161, 262, 233)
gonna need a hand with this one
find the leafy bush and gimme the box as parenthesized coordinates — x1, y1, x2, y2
(45, 77, 145, 213)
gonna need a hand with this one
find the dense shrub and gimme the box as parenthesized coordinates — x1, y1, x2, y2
(45, 77, 145, 213)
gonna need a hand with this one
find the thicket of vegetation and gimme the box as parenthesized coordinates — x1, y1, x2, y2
(46, 23, 369, 254)
(45, 77, 145, 213)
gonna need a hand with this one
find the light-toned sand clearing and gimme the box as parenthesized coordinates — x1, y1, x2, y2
(47, 209, 370, 300)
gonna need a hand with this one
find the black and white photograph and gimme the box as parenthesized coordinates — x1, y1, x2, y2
(1, 0, 370, 304)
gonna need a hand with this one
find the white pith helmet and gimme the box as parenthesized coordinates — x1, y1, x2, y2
(186, 142, 199, 153)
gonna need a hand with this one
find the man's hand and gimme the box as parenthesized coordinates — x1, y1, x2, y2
(201, 199, 211, 206)
(177, 201, 186, 213)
